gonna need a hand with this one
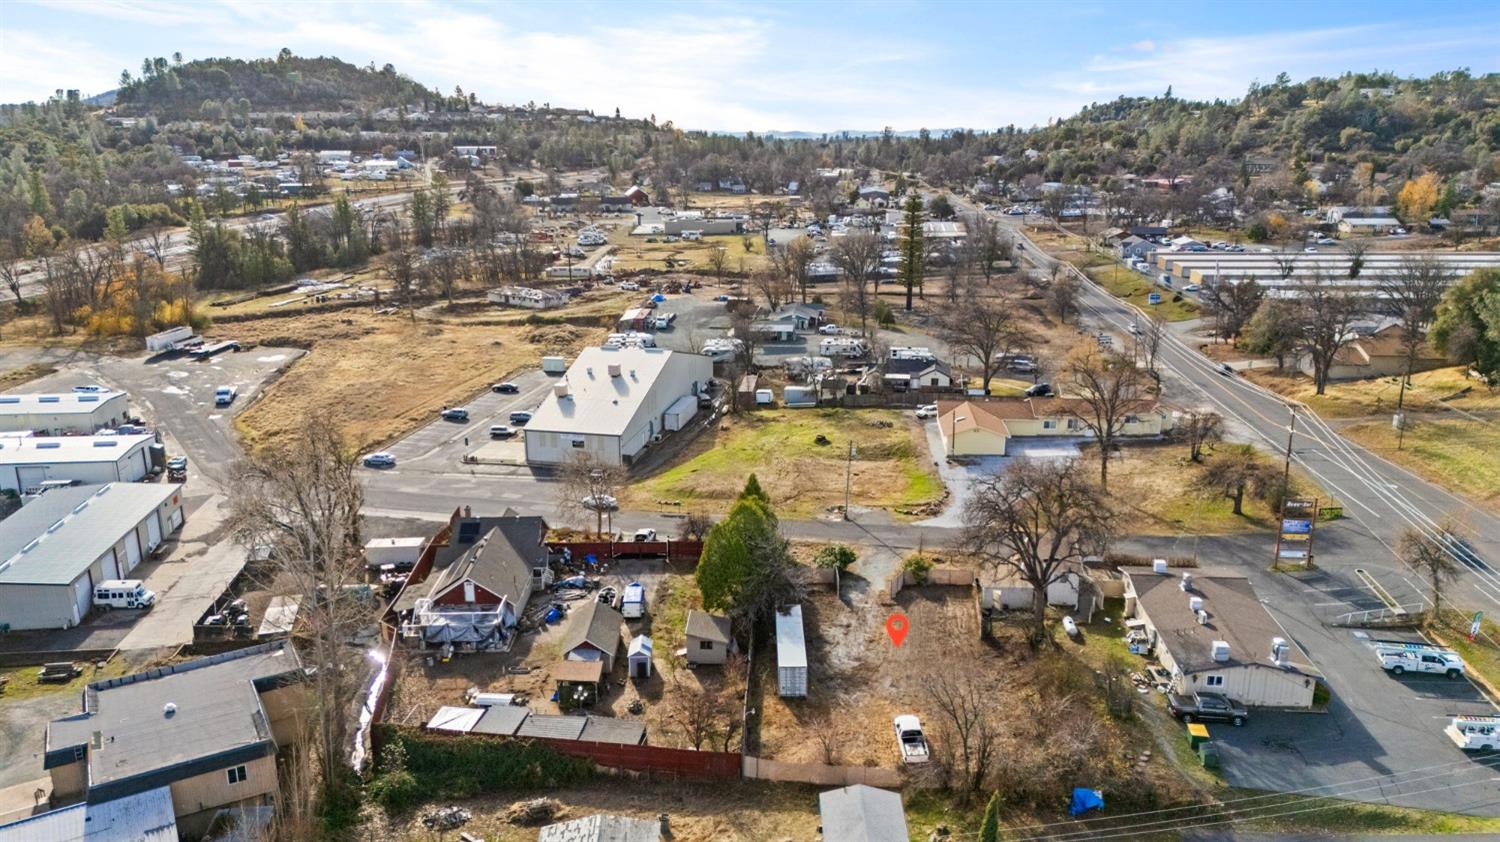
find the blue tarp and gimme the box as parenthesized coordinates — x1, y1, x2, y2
(585, 554, 599, 566)
(651, 293, 666, 302)
(1069, 788, 1104, 816)
(544, 607, 563, 624)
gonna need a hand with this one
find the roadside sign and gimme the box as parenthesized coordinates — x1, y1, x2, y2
(1281, 519, 1312, 534)
(1470, 611, 1483, 641)
(1274, 498, 1319, 567)
(1278, 547, 1309, 560)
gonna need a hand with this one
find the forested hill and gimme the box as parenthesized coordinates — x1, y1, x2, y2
(984, 71, 1499, 184)
(115, 52, 433, 118)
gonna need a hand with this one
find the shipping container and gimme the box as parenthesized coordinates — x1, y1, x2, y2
(663, 394, 698, 431)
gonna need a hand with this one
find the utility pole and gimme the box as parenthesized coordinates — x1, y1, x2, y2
(1281, 406, 1297, 497)
(1395, 350, 1413, 450)
(843, 440, 855, 521)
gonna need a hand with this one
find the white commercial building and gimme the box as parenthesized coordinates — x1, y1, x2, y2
(523, 347, 711, 466)
(0, 483, 185, 629)
(0, 434, 155, 494)
(0, 390, 130, 435)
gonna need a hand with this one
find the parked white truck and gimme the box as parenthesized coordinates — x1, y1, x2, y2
(1445, 714, 1500, 751)
(893, 714, 930, 764)
(1373, 640, 1466, 679)
(621, 582, 647, 620)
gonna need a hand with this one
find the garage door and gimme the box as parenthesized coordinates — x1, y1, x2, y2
(123, 531, 142, 573)
(104, 548, 120, 580)
(71, 574, 92, 626)
(17, 466, 48, 492)
(146, 512, 162, 549)
(168, 507, 184, 532)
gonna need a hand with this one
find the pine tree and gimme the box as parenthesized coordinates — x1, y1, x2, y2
(979, 792, 1001, 842)
(740, 474, 769, 506)
(898, 193, 925, 311)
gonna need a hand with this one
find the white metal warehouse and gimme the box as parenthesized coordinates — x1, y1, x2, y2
(523, 346, 712, 466)
(0, 434, 155, 493)
(0, 390, 130, 435)
(0, 482, 185, 630)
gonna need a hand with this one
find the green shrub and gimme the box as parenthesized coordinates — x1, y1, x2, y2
(813, 544, 857, 571)
(368, 726, 596, 810)
(902, 554, 932, 584)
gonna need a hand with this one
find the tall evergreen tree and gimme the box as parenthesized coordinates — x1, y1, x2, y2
(898, 193, 925, 311)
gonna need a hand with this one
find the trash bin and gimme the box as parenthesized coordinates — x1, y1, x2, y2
(1187, 722, 1210, 749)
(1199, 741, 1220, 769)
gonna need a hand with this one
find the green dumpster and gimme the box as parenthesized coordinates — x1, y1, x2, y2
(1186, 722, 1210, 749)
(1199, 741, 1220, 769)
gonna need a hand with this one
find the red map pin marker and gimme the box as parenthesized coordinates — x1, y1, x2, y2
(886, 613, 909, 647)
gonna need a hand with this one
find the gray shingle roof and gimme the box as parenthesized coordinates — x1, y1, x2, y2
(578, 717, 646, 746)
(685, 611, 731, 645)
(1124, 567, 1312, 675)
(0, 483, 180, 586)
(515, 714, 587, 740)
(425, 515, 546, 611)
(562, 600, 623, 660)
(470, 704, 528, 736)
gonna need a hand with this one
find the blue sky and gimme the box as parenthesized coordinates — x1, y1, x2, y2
(3, 0, 1497, 131)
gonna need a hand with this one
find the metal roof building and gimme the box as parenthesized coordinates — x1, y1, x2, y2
(0, 482, 184, 629)
(818, 785, 909, 842)
(0, 390, 130, 435)
(523, 346, 711, 466)
(0, 785, 177, 842)
(0, 433, 155, 494)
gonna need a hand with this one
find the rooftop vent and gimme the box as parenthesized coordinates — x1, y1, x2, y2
(1152, 558, 1168, 574)
(1211, 640, 1231, 662)
(1180, 573, 1194, 592)
(608, 363, 622, 378)
(554, 382, 570, 398)
(1271, 636, 1289, 666)
(1188, 595, 1204, 613)
(1196, 609, 1209, 625)
(163, 703, 177, 717)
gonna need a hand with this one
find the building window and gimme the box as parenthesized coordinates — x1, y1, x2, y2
(571, 438, 586, 449)
(227, 765, 247, 785)
(698, 640, 714, 650)
(1042, 420, 1056, 430)
(1205, 675, 1224, 687)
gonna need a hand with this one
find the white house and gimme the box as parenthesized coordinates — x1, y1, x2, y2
(0, 391, 130, 435)
(487, 286, 571, 309)
(0, 434, 155, 493)
(0, 483, 185, 629)
(1123, 565, 1318, 708)
(523, 347, 711, 466)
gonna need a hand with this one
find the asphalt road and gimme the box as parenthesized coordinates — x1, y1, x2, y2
(990, 212, 1500, 616)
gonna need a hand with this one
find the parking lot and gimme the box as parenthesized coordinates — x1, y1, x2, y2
(378, 369, 554, 468)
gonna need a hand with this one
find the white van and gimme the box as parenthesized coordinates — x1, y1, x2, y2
(681, 230, 703, 241)
(94, 579, 156, 610)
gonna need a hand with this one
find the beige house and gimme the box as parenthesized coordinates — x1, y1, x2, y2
(936, 398, 1173, 457)
(685, 610, 733, 665)
(1299, 324, 1448, 381)
(1123, 566, 1318, 708)
(40, 642, 306, 838)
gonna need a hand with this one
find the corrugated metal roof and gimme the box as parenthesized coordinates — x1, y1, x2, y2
(0, 482, 181, 585)
(526, 347, 710, 437)
(0, 391, 127, 418)
(579, 717, 646, 746)
(470, 704, 529, 736)
(0, 785, 176, 842)
(516, 714, 587, 740)
(426, 706, 485, 733)
(0, 433, 152, 466)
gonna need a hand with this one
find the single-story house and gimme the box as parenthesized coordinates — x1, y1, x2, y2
(404, 511, 548, 652)
(562, 600, 624, 673)
(487, 286, 571, 310)
(1129, 226, 1169, 239)
(883, 357, 953, 392)
(1123, 565, 1317, 708)
(664, 216, 745, 236)
(1337, 216, 1402, 235)
(749, 321, 798, 343)
(1300, 324, 1447, 381)
(685, 610, 733, 665)
(599, 195, 633, 212)
(1119, 235, 1156, 261)
(0, 482, 184, 630)
(767, 302, 827, 330)
(857, 186, 892, 208)
(818, 785, 909, 842)
(1324, 205, 1391, 224)
(936, 398, 1173, 456)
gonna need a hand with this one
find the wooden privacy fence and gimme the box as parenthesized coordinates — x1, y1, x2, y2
(889, 567, 976, 599)
(741, 756, 903, 788)
(527, 736, 741, 781)
(549, 539, 704, 563)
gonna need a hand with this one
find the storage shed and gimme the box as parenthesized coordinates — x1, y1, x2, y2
(775, 604, 808, 698)
(627, 634, 654, 679)
(685, 610, 732, 665)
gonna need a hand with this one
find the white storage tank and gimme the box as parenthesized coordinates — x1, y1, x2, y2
(663, 394, 698, 431)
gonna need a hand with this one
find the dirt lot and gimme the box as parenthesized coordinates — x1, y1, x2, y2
(0, 362, 57, 390)
(367, 778, 822, 841)
(229, 300, 606, 452)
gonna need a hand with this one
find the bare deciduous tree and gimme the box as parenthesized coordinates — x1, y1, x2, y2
(1192, 444, 1281, 515)
(924, 661, 1002, 801)
(938, 292, 1027, 393)
(558, 452, 627, 536)
(1048, 272, 1080, 324)
(1399, 522, 1464, 620)
(1176, 409, 1223, 462)
(1292, 272, 1362, 395)
(1201, 276, 1263, 340)
(706, 245, 730, 286)
(1062, 345, 1149, 490)
(771, 236, 816, 303)
(1380, 256, 1453, 410)
(749, 268, 791, 311)
(830, 231, 883, 332)
(227, 417, 369, 807)
(1138, 313, 1167, 378)
(961, 459, 1115, 644)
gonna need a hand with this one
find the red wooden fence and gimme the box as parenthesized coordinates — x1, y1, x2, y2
(529, 736, 741, 781)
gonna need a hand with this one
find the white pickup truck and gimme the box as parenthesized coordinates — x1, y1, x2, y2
(1373, 640, 1466, 679)
(893, 714, 930, 764)
(1446, 715, 1500, 751)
